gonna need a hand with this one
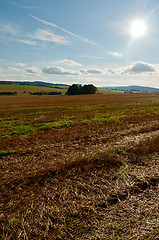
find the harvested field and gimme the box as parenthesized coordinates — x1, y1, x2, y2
(0, 93, 159, 239)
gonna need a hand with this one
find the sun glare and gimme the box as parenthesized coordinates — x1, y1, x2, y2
(130, 19, 147, 38)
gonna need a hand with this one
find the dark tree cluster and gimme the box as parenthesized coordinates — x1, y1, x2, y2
(29, 91, 62, 95)
(66, 84, 97, 95)
(0, 91, 17, 95)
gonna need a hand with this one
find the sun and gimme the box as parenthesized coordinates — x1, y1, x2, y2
(130, 19, 147, 38)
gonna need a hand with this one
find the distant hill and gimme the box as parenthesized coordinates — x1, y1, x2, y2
(0, 81, 69, 88)
(1, 82, 159, 93)
(101, 85, 159, 92)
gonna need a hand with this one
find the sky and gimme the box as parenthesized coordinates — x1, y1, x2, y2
(1, 0, 159, 87)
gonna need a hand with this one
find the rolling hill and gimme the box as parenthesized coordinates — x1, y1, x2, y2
(103, 85, 159, 92)
(0, 81, 69, 87)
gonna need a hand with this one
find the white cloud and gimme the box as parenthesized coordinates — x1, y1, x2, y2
(80, 69, 102, 74)
(59, 59, 82, 66)
(42, 66, 78, 75)
(9, 67, 21, 72)
(87, 69, 102, 74)
(30, 15, 96, 45)
(123, 61, 156, 74)
(80, 69, 88, 74)
(15, 63, 26, 67)
(103, 62, 157, 76)
(24, 67, 41, 75)
(30, 29, 69, 45)
(108, 51, 123, 57)
(107, 69, 116, 75)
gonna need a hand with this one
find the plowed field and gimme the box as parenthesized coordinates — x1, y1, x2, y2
(0, 93, 159, 239)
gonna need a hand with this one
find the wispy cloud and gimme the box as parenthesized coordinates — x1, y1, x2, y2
(30, 29, 69, 45)
(0, 59, 6, 62)
(0, 22, 37, 46)
(108, 51, 123, 57)
(0, 20, 69, 46)
(3, 0, 33, 9)
(30, 15, 96, 45)
(78, 54, 104, 59)
(0, 22, 19, 36)
(17, 39, 37, 45)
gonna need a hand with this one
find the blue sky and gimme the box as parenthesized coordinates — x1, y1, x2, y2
(1, 0, 159, 87)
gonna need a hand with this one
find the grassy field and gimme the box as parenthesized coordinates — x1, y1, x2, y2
(0, 93, 159, 239)
(0, 84, 67, 95)
(98, 88, 125, 93)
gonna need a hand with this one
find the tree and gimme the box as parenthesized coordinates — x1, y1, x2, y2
(83, 84, 97, 94)
(66, 84, 83, 95)
(66, 84, 97, 95)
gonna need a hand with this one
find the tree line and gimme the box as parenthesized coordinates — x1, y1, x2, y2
(29, 91, 62, 95)
(0, 92, 17, 95)
(66, 84, 97, 95)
